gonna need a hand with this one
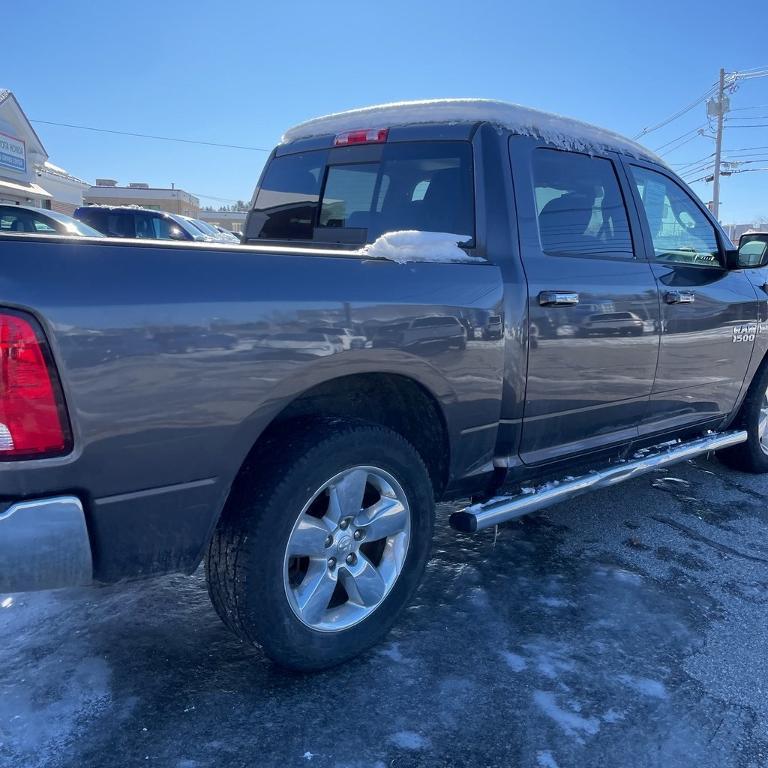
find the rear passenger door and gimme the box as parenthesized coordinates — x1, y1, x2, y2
(509, 140, 660, 464)
(624, 162, 757, 433)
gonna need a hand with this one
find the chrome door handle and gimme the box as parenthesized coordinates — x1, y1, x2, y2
(665, 290, 695, 304)
(539, 291, 579, 307)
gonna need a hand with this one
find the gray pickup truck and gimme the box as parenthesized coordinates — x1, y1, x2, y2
(2, 99, 768, 671)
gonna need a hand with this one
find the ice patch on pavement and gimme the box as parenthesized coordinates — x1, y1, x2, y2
(501, 651, 527, 672)
(536, 750, 561, 768)
(524, 642, 577, 680)
(617, 674, 668, 699)
(538, 596, 575, 609)
(360, 230, 480, 264)
(0, 655, 112, 767)
(652, 477, 691, 491)
(602, 708, 627, 723)
(377, 642, 407, 663)
(388, 730, 430, 750)
(533, 691, 600, 742)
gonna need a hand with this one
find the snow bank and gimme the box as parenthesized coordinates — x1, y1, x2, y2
(360, 231, 480, 264)
(282, 98, 661, 164)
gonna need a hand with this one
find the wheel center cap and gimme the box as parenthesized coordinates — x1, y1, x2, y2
(336, 534, 354, 555)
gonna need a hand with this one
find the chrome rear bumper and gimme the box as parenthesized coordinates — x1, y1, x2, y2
(0, 496, 92, 592)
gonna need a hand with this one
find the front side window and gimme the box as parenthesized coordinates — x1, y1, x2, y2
(248, 141, 474, 245)
(630, 166, 720, 266)
(532, 149, 634, 258)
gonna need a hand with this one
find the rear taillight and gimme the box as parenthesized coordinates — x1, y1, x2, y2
(0, 311, 71, 459)
(334, 128, 389, 146)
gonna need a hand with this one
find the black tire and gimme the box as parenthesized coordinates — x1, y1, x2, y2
(205, 417, 434, 671)
(717, 359, 768, 473)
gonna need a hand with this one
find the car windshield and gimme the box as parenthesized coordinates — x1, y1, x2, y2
(42, 209, 105, 237)
(191, 219, 221, 236)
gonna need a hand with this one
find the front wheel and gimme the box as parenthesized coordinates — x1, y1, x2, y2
(205, 418, 434, 671)
(718, 360, 768, 473)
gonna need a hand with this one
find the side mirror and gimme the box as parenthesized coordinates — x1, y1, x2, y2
(726, 241, 768, 269)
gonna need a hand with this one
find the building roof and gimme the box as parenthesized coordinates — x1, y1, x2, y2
(282, 98, 661, 164)
(0, 88, 47, 159)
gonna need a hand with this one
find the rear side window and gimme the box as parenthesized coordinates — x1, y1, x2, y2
(532, 149, 634, 258)
(250, 152, 326, 241)
(76, 209, 107, 233)
(248, 141, 474, 244)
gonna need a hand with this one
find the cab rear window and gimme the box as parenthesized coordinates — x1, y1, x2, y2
(247, 141, 474, 245)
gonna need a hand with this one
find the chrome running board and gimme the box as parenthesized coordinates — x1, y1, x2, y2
(449, 430, 747, 533)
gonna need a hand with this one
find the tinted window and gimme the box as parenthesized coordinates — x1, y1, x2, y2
(75, 208, 108, 234)
(248, 141, 474, 244)
(319, 164, 378, 228)
(0, 210, 56, 233)
(105, 212, 135, 238)
(532, 150, 634, 257)
(250, 151, 326, 240)
(630, 166, 720, 266)
(151, 215, 186, 240)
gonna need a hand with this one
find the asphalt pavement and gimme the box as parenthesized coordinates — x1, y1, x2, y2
(3, 455, 768, 768)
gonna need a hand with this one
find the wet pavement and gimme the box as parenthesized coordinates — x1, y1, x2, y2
(3, 456, 768, 767)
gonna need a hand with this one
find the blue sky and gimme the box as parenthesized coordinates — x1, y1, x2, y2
(5, 0, 767, 223)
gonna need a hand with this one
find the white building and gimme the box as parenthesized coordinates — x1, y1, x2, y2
(198, 209, 247, 234)
(36, 161, 89, 215)
(0, 89, 89, 212)
(84, 181, 200, 217)
(0, 89, 51, 206)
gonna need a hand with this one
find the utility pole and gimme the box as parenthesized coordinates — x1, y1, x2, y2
(712, 68, 726, 220)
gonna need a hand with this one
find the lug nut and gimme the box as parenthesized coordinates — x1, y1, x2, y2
(339, 519, 349, 530)
(327, 557, 336, 569)
(353, 530, 363, 541)
(325, 535, 333, 548)
(345, 553, 357, 566)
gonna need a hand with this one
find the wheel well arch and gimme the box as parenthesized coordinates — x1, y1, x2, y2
(239, 372, 451, 499)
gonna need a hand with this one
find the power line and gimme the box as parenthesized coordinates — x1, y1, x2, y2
(634, 83, 718, 139)
(658, 130, 706, 157)
(29, 119, 272, 152)
(653, 124, 706, 152)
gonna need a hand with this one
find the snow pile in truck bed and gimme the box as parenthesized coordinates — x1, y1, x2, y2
(360, 231, 480, 264)
(282, 98, 661, 163)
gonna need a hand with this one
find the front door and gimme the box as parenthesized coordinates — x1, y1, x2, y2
(624, 162, 757, 434)
(509, 139, 661, 465)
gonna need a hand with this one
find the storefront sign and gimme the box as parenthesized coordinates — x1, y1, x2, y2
(0, 132, 26, 173)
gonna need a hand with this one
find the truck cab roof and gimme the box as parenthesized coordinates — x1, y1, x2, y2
(281, 98, 661, 164)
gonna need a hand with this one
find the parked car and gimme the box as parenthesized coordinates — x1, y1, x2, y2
(213, 225, 242, 243)
(73, 206, 209, 241)
(371, 316, 467, 352)
(580, 311, 645, 336)
(0, 204, 104, 237)
(179, 216, 239, 243)
(3, 99, 768, 672)
(307, 326, 369, 350)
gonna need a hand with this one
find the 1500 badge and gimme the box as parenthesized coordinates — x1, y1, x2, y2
(733, 322, 761, 343)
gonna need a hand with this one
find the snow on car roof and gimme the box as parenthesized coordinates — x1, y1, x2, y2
(281, 98, 662, 163)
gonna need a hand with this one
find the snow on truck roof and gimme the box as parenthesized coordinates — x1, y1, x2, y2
(281, 98, 662, 164)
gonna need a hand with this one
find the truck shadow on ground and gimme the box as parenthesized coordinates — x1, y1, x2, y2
(3, 458, 768, 768)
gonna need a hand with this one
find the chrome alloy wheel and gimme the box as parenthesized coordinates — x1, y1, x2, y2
(283, 466, 411, 632)
(759, 386, 768, 456)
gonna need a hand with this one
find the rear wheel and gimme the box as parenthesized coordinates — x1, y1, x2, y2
(718, 360, 768, 473)
(206, 418, 434, 670)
